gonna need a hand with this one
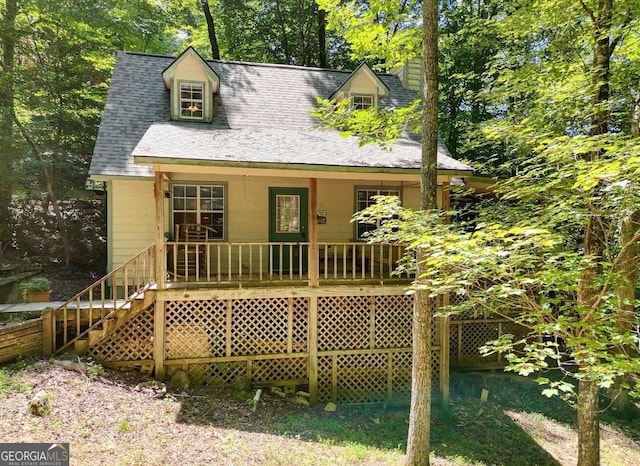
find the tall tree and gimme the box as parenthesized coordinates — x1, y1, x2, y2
(207, 0, 350, 68)
(200, 0, 220, 59)
(2, 0, 193, 264)
(406, 2, 439, 463)
(0, 0, 17, 265)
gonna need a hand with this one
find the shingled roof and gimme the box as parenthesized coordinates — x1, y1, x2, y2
(90, 51, 472, 178)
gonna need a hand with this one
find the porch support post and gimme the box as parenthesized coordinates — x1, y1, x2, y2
(439, 180, 451, 224)
(153, 297, 166, 380)
(153, 169, 166, 380)
(309, 177, 319, 287)
(154, 169, 166, 289)
(308, 295, 318, 405)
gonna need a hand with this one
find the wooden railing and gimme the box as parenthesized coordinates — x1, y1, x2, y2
(165, 241, 412, 284)
(48, 244, 156, 354)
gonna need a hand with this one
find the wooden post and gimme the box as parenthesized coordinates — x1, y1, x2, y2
(308, 296, 318, 405)
(154, 170, 166, 289)
(309, 178, 319, 287)
(153, 298, 166, 380)
(42, 308, 53, 357)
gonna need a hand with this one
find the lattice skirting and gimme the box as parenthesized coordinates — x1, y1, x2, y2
(449, 319, 528, 367)
(91, 292, 450, 404)
(90, 307, 154, 362)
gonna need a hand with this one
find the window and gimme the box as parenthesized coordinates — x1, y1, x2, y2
(351, 94, 374, 110)
(180, 82, 204, 120)
(355, 187, 401, 240)
(172, 184, 224, 239)
(275, 195, 300, 233)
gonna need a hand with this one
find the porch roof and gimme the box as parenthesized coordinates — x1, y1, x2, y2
(132, 122, 472, 173)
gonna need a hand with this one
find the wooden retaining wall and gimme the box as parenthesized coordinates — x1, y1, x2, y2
(0, 318, 43, 364)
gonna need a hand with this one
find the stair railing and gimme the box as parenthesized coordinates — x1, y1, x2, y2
(49, 244, 156, 354)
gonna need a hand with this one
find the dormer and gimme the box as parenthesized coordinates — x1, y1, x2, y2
(330, 62, 390, 109)
(162, 47, 220, 123)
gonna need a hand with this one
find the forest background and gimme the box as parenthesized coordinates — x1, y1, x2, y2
(0, 0, 513, 273)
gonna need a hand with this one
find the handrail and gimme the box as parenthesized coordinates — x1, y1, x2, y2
(165, 240, 412, 284)
(51, 244, 156, 353)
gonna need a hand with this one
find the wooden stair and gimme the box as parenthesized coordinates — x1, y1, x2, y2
(71, 289, 156, 355)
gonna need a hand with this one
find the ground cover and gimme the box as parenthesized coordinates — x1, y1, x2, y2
(0, 358, 638, 465)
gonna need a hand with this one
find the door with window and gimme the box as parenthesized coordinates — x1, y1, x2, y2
(269, 187, 308, 272)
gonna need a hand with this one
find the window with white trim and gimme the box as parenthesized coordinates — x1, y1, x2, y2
(180, 82, 204, 120)
(351, 94, 374, 110)
(355, 187, 401, 240)
(172, 184, 224, 239)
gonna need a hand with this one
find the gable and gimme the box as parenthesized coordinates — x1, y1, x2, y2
(330, 62, 390, 106)
(162, 47, 220, 123)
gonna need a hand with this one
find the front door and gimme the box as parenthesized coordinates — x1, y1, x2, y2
(269, 187, 308, 272)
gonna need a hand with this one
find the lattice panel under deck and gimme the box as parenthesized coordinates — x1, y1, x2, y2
(374, 295, 412, 348)
(457, 322, 499, 364)
(292, 298, 309, 352)
(392, 351, 412, 400)
(318, 296, 371, 351)
(231, 298, 290, 356)
(336, 353, 388, 404)
(90, 307, 154, 362)
(317, 356, 333, 402)
(432, 348, 441, 381)
(251, 358, 307, 384)
(165, 300, 227, 359)
(185, 361, 246, 386)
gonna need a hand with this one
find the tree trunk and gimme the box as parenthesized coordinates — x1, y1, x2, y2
(13, 113, 72, 266)
(405, 1, 438, 465)
(274, 0, 293, 64)
(573, 0, 615, 458)
(577, 378, 600, 466)
(200, 0, 220, 59)
(0, 0, 17, 263)
(318, 8, 327, 67)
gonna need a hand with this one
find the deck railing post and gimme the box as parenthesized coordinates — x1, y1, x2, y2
(154, 170, 166, 289)
(42, 309, 54, 356)
(309, 178, 319, 287)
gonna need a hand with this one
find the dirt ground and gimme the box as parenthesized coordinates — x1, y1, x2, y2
(0, 359, 406, 466)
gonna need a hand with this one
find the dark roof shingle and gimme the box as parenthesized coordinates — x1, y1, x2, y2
(90, 51, 471, 177)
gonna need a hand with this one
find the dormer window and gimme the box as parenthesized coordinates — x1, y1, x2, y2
(330, 62, 389, 110)
(180, 82, 204, 120)
(351, 94, 374, 110)
(162, 47, 220, 123)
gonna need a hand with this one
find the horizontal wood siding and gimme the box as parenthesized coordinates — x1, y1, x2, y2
(111, 180, 156, 269)
(170, 174, 423, 243)
(0, 319, 43, 364)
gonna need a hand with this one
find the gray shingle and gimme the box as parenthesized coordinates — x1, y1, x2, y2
(90, 52, 472, 177)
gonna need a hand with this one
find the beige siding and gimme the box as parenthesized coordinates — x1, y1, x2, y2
(109, 174, 438, 269)
(169, 174, 425, 242)
(389, 57, 423, 92)
(111, 179, 155, 268)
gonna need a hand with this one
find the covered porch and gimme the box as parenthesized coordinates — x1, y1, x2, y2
(144, 164, 460, 291)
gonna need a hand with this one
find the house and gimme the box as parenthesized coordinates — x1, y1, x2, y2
(46, 47, 512, 404)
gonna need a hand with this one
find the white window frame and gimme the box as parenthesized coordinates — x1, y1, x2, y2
(172, 183, 226, 240)
(350, 94, 375, 110)
(179, 81, 204, 120)
(354, 186, 401, 240)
